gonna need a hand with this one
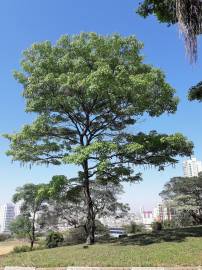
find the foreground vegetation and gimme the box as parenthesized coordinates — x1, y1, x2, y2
(0, 227, 202, 267)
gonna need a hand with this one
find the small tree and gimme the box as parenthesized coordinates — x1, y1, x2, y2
(5, 33, 193, 244)
(12, 183, 48, 249)
(10, 216, 32, 244)
(160, 175, 202, 225)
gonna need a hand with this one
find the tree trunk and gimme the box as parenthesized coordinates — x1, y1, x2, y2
(30, 213, 36, 250)
(83, 160, 95, 245)
(85, 196, 95, 245)
(30, 239, 34, 251)
(190, 210, 202, 225)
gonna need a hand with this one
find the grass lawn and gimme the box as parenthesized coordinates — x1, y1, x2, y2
(0, 227, 202, 267)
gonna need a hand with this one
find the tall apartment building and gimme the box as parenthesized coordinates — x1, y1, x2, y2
(183, 157, 202, 177)
(0, 203, 16, 233)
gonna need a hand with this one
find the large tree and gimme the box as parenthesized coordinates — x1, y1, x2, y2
(137, 0, 202, 63)
(160, 175, 202, 225)
(5, 33, 193, 244)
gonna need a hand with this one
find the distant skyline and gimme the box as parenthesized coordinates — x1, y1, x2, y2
(0, 0, 202, 210)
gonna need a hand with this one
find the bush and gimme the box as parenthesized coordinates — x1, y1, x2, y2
(45, 231, 64, 248)
(151, 221, 162, 232)
(162, 220, 177, 229)
(13, 245, 31, 253)
(0, 234, 11, 242)
(95, 220, 109, 235)
(125, 222, 145, 234)
(64, 227, 87, 245)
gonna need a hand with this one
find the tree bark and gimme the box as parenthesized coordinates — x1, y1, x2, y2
(83, 160, 95, 245)
(30, 239, 34, 250)
(30, 212, 36, 250)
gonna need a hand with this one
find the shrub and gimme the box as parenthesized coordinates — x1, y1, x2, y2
(125, 222, 145, 234)
(64, 227, 87, 244)
(45, 231, 64, 248)
(0, 234, 11, 242)
(151, 221, 162, 232)
(162, 220, 177, 229)
(13, 245, 31, 253)
(95, 220, 109, 235)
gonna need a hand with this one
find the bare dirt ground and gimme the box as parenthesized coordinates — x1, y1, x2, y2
(0, 241, 22, 255)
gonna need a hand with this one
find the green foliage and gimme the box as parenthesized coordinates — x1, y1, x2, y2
(125, 222, 145, 234)
(13, 183, 49, 215)
(94, 220, 109, 235)
(45, 231, 64, 249)
(137, 0, 177, 25)
(0, 234, 11, 242)
(188, 81, 202, 102)
(151, 221, 162, 232)
(160, 175, 202, 224)
(5, 33, 192, 169)
(12, 183, 49, 249)
(162, 220, 177, 229)
(13, 245, 31, 253)
(42, 175, 129, 229)
(65, 227, 87, 244)
(172, 211, 196, 227)
(137, 1, 202, 63)
(5, 33, 193, 243)
(10, 216, 32, 239)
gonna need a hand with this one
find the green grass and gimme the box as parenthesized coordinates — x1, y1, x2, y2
(1, 227, 202, 267)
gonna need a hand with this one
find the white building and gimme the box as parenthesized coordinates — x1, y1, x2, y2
(140, 208, 153, 229)
(183, 157, 202, 177)
(100, 213, 140, 228)
(0, 203, 16, 233)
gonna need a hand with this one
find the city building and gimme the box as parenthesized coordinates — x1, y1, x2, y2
(153, 203, 176, 222)
(100, 213, 141, 228)
(183, 157, 202, 177)
(0, 203, 16, 233)
(140, 208, 153, 229)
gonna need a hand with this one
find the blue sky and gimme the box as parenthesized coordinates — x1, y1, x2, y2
(0, 0, 202, 211)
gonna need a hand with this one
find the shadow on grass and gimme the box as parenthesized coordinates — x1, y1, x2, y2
(99, 226, 202, 246)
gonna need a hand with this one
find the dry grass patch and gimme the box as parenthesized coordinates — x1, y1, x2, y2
(0, 240, 25, 255)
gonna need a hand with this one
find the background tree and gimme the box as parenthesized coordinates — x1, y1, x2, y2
(160, 175, 202, 225)
(10, 216, 33, 249)
(188, 81, 202, 102)
(5, 33, 193, 244)
(12, 183, 48, 249)
(137, 0, 202, 63)
(40, 175, 129, 231)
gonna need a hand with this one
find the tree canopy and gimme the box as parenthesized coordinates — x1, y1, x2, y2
(13, 183, 48, 249)
(5, 33, 193, 244)
(137, 0, 202, 63)
(160, 175, 202, 224)
(188, 81, 202, 102)
(40, 175, 129, 230)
